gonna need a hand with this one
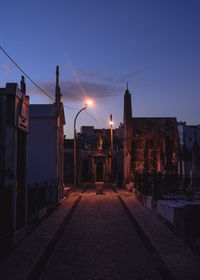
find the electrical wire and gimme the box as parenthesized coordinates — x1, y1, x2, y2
(84, 109, 106, 126)
(63, 104, 79, 110)
(0, 46, 78, 110)
(0, 46, 55, 101)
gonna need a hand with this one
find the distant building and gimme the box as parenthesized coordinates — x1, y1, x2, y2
(64, 125, 124, 185)
(64, 139, 74, 185)
(123, 87, 179, 188)
(178, 122, 200, 150)
(0, 77, 29, 255)
(28, 66, 65, 202)
(178, 122, 200, 188)
(77, 126, 111, 183)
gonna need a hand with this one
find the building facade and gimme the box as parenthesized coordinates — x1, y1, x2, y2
(123, 88, 179, 187)
(63, 125, 124, 185)
(178, 122, 200, 190)
(0, 77, 29, 255)
(28, 66, 65, 202)
(64, 139, 74, 185)
(77, 127, 112, 183)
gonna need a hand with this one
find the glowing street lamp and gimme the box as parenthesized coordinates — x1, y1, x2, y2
(110, 114, 114, 157)
(109, 114, 114, 182)
(85, 99, 93, 106)
(74, 99, 93, 190)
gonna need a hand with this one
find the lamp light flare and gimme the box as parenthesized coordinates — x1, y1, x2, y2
(85, 99, 93, 107)
(110, 121, 114, 125)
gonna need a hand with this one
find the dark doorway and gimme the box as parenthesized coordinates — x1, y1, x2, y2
(96, 162, 103, 182)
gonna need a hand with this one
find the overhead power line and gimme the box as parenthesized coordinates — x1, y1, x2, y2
(0, 46, 78, 110)
(0, 46, 54, 101)
(63, 104, 79, 110)
(85, 110, 106, 126)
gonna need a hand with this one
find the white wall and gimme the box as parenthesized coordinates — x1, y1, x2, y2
(178, 123, 200, 150)
(184, 126, 200, 150)
(28, 117, 57, 186)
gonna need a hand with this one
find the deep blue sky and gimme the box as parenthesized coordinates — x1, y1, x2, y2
(1, 0, 200, 138)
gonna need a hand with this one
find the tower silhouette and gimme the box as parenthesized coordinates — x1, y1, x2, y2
(123, 83, 132, 123)
(55, 66, 62, 105)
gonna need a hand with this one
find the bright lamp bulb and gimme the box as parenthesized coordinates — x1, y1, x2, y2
(85, 99, 93, 106)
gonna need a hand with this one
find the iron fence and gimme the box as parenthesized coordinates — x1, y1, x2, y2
(134, 173, 200, 200)
(28, 184, 46, 219)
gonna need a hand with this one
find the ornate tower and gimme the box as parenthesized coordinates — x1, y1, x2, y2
(55, 65, 62, 105)
(123, 83, 133, 184)
(123, 83, 132, 123)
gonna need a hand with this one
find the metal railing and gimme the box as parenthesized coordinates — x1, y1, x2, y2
(134, 173, 200, 200)
(28, 184, 46, 219)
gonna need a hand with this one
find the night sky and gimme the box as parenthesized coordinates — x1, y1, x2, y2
(0, 0, 200, 138)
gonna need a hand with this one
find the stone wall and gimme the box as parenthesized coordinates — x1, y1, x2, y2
(124, 117, 179, 182)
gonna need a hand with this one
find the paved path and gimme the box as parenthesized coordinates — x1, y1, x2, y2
(38, 185, 169, 280)
(119, 189, 200, 280)
(1, 184, 200, 280)
(0, 193, 79, 280)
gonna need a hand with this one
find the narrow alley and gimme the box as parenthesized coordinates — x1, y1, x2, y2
(37, 184, 168, 280)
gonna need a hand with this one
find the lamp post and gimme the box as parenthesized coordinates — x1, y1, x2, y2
(110, 114, 114, 182)
(110, 114, 114, 157)
(74, 100, 93, 190)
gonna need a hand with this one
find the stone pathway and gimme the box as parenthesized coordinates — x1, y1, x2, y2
(1, 184, 200, 280)
(119, 189, 200, 280)
(38, 185, 169, 280)
(0, 193, 79, 280)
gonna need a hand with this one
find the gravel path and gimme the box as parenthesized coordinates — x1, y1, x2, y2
(38, 185, 166, 280)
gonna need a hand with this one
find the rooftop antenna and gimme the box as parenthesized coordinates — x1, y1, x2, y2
(126, 82, 128, 90)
